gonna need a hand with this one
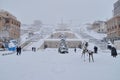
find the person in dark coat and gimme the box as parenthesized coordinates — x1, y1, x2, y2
(85, 42, 88, 48)
(111, 47, 117, 58)
(74, 47, 76, 53)
(19, 46, 21, 55)
(32, 47, 34, 51)
(44, 44, 47, 49)
(107, 43, 112, 50)
(16, 46, 19, 55)
(94, 46, 98, 53)
(34, 47, 36, 52)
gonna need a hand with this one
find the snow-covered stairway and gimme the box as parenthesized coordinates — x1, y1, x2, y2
(81, 32, 107, 50)
(72, 28, 107, 50)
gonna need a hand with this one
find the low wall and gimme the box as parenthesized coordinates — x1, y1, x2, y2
(48, 31, 78, 39)
(40, 39, 82, 49)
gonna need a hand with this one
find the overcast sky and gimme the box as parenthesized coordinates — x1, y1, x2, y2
(0, 0, 117, 25)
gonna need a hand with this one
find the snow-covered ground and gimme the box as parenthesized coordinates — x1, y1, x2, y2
(0, 48, 120, 80)
(0, 23, 120, 80)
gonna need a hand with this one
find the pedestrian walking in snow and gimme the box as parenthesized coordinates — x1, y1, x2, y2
(85, 42, 88, 48)
(34, 47, 36, 52)
(107, 41, 113, 50)
(32, 47, 34, 51)
(94, 46, 98, 53)
(111, 47, 117, 58)
(74, 47, 76, 53)
(16, 46, 21, 55)
(16, 46, 19, 55)
(44, 44, 47, 49)
(19, 46, 21, 55)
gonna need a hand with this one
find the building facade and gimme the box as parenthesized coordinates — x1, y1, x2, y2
(106, 0, 120, 42)
(91, 21, 107, 33)
(113, 0, 120, 16)
(0, 10, 21, 43)
(106, 16, 120, 41)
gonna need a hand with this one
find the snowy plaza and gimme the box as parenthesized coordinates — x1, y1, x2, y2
(1, 0, 120, 80)
(0, 24, 120, 80)
(0, 48, 120, 80)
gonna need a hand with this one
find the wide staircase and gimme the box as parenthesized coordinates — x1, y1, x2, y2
(72, 28, 107, 50)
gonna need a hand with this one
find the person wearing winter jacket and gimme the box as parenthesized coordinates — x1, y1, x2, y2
(111, 47, 117, 58)
(94, 46, 98, 53)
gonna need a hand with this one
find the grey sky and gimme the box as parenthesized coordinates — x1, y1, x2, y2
(0, 0, 117, 25)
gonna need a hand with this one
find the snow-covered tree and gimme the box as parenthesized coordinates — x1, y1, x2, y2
(58, 34, 68, 53)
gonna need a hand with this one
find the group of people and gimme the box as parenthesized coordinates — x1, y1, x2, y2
(15, 41, 118, 60)
(32, 47, 36, 52)
(16, 46, 21, 55)
(16, 46, 37, 55)
(80, 41, 118, 62)
(74, 41, 98, 62)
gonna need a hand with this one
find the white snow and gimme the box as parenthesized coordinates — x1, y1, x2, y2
(85, 30, 107, 40)
(0, 23, 120, 80)
(80, 25, 107, 40)
(0, 49, 120, 80)
(8, 42, 16, 48)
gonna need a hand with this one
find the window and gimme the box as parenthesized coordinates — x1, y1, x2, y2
(5, 18, 9, 23)
(6, 14, 8, 16)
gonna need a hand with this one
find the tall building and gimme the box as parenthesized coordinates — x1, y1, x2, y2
(106, 0, 120, 41)
(106, 16, 120, 40)
(113, 0, 120, 16)
(0, 10, 21, 43)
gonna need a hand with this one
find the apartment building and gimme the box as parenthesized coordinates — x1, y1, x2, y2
(106, 16, 120, 40)
(106, 0, 120, 41)
(113, 0, 120, 16)
(0, 10, 21, 43)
